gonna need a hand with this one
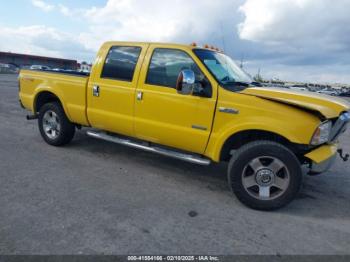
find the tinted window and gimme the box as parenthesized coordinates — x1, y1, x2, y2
(146, 49, 212, 97)
(101, 46, 141, 82)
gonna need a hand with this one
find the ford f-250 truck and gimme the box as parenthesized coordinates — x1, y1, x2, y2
(19, 41, 350, 210)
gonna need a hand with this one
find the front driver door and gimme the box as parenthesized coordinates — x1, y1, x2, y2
(134, 46, 217, 154)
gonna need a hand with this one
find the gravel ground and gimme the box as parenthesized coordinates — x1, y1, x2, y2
(0, 74, 349, 255)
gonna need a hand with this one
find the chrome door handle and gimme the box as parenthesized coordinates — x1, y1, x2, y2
(219, 107, 239, 114)
(93, 85, 100, 97)
(137, 91, 143, 101)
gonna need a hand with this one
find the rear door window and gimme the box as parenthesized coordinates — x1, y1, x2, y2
(101, 46, 142, 82)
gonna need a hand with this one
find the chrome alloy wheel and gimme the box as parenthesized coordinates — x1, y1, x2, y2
(242, 156, 290, 200)
(42, 110, 61, 139)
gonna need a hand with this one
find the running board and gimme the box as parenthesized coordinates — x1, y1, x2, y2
(86, 131, 211, 166)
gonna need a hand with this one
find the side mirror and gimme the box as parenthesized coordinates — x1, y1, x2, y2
(176, 70, 195, 95)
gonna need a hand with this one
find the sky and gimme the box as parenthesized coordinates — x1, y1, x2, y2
(1, 0, 350, 84)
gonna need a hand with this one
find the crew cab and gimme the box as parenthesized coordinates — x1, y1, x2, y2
(19, 42, 350, 210)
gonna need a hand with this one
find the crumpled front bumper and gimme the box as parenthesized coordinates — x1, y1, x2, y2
(305, 143, 338, 175)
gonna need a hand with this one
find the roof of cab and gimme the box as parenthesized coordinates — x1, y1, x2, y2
(102, 41, 211, 52)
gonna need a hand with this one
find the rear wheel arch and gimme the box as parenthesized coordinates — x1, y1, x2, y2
(34, 91, 69, 118)
(219, 130, 302, 162)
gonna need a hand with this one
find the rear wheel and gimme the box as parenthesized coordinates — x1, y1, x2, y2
(38, 102, 75, 146)
(228, 141, 302, 210)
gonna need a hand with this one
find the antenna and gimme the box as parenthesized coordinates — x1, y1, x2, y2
(240, 55, 245, 69)
(220, 21, 227, 52)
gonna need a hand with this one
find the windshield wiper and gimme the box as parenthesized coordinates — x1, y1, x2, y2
(224, 81, 262, 87)
(222, 81, 250, 86)
(221, 81, 260, 92)
(250, 81, 263, 87)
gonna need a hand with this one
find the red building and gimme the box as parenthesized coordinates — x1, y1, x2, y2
(0, 52, 78, 70)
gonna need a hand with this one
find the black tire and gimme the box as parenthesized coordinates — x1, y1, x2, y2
(228, 141, 302, 211)
(38, 102, 75, 146)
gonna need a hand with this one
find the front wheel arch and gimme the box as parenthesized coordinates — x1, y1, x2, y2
(219, 130, 303, 162)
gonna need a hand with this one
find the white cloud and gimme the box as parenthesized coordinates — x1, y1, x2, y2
(0, 25, 90, 60)
(57, 4, 86, 18)
(0, 25, 62, 56)
(238, 0, 350, 52)
(236, 0, 350, 83)
(30, 0, 237, 52)
(77, 0, 238, 51)
(245, 60, 350, 84)
(31, 0, 54, 12)
(5, 0, 350, 83)
(58, 4, 71, 16)
(31, 0, 75, 17)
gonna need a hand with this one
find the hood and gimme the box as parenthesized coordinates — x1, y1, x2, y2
(241, 87, 350, 119)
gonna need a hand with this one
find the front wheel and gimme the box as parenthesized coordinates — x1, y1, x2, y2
(228, 141, 302, 211)
(38, 102, 75, 146)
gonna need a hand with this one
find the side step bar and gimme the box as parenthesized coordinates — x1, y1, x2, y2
(86, 131, 211, 166)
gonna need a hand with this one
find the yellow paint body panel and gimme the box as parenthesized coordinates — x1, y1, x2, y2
(242, 87, 350, 119)
(204, 88, 321, 161)
(86, 42, 149, 136)
(19, 70, 89, 126)
(134, 43, 218, 154)
(18, 41, 350, 163)
(305, 143, 339, 164)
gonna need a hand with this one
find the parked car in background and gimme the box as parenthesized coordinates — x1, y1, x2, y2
(269, 83, 286, 88)
(0, 63, 19, 73)
(30, 65, 51, 70)
(290, 86, 308, 92)
(339, 91, 350, 97)
(317, 89, 338, 96)
(78, 69, 91, 74)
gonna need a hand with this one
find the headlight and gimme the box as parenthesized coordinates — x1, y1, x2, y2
(310, 121, 332, 145)
(340, 112, 350, 122)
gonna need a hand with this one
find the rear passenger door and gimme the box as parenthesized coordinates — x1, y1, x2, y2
(87, 43, 148, 136)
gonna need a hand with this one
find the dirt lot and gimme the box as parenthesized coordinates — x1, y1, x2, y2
(0, 74, 349, 255)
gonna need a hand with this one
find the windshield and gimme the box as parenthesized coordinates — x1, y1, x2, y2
(193, 49, 253, 91)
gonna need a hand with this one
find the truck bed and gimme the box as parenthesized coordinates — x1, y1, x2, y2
(19, 69, 90, 126)
(31, 69, 90, 77)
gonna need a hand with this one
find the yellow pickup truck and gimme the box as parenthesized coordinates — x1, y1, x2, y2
(19, 41, 350, 210)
